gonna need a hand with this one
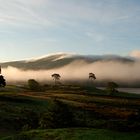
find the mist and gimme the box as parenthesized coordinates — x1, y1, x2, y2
(2, 58, 140, 87)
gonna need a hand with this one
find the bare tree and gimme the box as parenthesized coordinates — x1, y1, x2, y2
(51, 73, 61, 85)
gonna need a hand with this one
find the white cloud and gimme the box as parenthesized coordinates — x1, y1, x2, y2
(0, 0, 52, 29)
(46, 0, 134, 24)
(130, 50, 140, 58)
(0, 0, 136, 29)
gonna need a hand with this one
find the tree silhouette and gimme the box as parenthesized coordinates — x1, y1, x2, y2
(28, 79, 41, 91)
(89, 73, 96, 83)
(51, 73, 61, 85)
(0, 75, 6, 87)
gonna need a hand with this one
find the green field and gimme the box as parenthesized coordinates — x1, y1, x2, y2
(2, 128, 140, 140)
(0, 85, 140, 140)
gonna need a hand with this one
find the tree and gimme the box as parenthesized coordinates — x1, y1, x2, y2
(106, 82, 118, 95)
(0, 75, 6, 87)
(89, 73, 96, 87)
(28, 79, 41, 91)
(51, 73, 61, 85)
(89, 73, 96, 80)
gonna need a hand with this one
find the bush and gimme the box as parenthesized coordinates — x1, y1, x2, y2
(11, 134, 32, 140)
(27, 79, 41, 91)
(15, 108, 39, 130)
(39, 100, 74, 128)
(106, 82, 118, 95)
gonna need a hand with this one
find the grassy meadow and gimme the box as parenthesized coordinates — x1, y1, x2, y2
(0, 84, 140, 140)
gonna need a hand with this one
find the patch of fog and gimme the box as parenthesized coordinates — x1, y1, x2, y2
(25, 52, 75, 62)
(2, 59, 140, 86)
(118, 88, 140, 94)
(99, 87, 140, 94)
(52, 54, 74, 61)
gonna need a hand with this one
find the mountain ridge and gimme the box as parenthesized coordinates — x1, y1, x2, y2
(0, 53, 134, 70)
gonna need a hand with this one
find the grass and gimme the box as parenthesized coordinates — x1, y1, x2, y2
(1, 85, 140, 139)
(2, 128, 140, 140)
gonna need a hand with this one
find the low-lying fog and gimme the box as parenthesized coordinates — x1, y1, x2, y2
(99, 87, 140, 94)
(2, 58, 140, 87)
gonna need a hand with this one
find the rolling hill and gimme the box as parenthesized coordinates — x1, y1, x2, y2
(0, 53, 134, 70)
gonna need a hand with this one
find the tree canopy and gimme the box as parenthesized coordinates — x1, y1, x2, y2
(0, 75, 6, 87)
(51, 73, 61, 85)
(89, 73, 96, 80)
(28, 79, 41, 91)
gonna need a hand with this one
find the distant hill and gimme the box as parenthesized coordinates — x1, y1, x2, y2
(0, 53, 134, 70)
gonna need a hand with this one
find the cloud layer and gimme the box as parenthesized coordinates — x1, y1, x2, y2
(130, 50, 140, 58)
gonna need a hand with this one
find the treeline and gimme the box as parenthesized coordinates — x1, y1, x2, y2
(27, 79, 119, 95)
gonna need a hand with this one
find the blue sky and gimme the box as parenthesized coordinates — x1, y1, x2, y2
(0, 0, 140, 61)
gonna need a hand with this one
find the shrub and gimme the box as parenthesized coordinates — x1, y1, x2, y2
(39, 100, 74, 128)
(11, 134, 32, 140)
(27, 79, 41, 91)
(16, 108, 39, 130)
(106, 81, 118, 95)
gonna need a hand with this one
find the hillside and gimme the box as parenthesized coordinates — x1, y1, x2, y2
(3, 128, 140, 140)
(0, 85, 140, 139)
(0, 53, 134, 70)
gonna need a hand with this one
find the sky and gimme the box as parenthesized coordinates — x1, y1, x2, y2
(0, 0, 140, 61)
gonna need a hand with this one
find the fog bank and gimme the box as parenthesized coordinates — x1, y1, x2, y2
(2, 59, 140, 86)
